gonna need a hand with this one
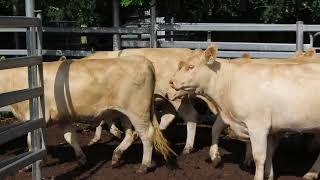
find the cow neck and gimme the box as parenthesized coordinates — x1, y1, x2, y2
(206, 60, 234, 111)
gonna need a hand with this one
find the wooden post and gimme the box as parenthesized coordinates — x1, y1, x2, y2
(113, 0, 121, 50)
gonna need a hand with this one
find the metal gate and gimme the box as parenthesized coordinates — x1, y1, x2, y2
(0, 14, 46, 180)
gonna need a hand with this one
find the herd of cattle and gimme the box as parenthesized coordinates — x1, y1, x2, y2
(3, 45, 320, 180)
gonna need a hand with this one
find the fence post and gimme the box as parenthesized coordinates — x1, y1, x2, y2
(35, 10, 47, 153)
(207, 31, 212, 42)
(170, 17, 174, 42)
(296, 21, 304, 51)
(150, 0, 157, 48)
(25, 0, 42, 180)
(113, 0, 121, 50)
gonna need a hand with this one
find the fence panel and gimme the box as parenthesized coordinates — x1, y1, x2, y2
(0, 16, 46, 180)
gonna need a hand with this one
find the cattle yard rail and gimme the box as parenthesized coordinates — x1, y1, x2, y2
(2, 21, 320, 58)
(0, 15, 46, 180)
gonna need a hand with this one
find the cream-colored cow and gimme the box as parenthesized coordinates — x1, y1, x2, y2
(83, 48, 202, 154)
(3, 56, 173, 173)
(168, 45, 320, 180)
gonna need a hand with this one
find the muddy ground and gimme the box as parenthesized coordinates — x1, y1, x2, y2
(0, 117, 318, 180)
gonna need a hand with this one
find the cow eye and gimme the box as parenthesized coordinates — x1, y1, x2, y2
(188, 65, 194, 70)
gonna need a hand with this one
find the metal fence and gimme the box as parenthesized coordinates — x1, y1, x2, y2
(0, 15, 46, 180)
(2, 21, 320, 58)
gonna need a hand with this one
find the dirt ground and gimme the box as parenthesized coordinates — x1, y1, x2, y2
(0, 119, 317, 180)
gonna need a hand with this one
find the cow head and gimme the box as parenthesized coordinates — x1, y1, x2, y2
(167, 45, 218, 100)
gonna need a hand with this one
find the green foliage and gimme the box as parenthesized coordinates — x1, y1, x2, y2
(120, 0, 148, 7)
(38, 0, 97, 26)
(249, 0, 320, 23)
(1, 0, 320, 25)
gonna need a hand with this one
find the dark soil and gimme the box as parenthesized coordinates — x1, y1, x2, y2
(0, 119, 316, 180)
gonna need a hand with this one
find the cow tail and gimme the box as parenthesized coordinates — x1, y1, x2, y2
(151, 110, 177, 161)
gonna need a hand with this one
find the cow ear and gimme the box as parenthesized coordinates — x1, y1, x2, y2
(204, 44, 218, 64)
(58, 56, 67, 61)
(305, 48, 316, 58)
(241, 53, 251, 59)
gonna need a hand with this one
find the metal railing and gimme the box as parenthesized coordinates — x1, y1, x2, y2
(0, 15, 46, 180)
(1, 21, 317, 58)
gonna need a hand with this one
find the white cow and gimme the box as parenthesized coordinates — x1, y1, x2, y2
(168, 45, 320, 180)
(83, 48, 202, 154)
(3, 56, 174, 173)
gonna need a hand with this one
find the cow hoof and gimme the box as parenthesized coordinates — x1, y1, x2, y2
(303, 171, 319, 180)
(211, 155, 221, 168)
(136, 165, 149, 174)
(88, 139, 99, 146)
(136, 166, 148, 174)
(111, 160, 122, 168)
(136, 161, 156, 174)
(111, 151, 123, 168)
(241, 159, 254, 170)
(77, 155, 87, 166)
(182, 147, 194, 155)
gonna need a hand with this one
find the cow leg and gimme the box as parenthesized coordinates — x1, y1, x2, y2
(174, 97, 198, 154)
(265, 135, 279, 180)
(88, 120, 105, 145)
(61, 123, 87, 165)
(27, 132, 32, 151)
(210, 115, 227, 167)
(110, 123, 123, 139)
(111, 127, 136, 168)
(137, 126, 154, 174)
(303, 149, 320, 180)
(21, 132, 33, 171)
(159, 102, 176, 130)
(89, 118, 123, 146)
(242, 142, 254, 168)
(128, 115, 154, 173)
(247, 123, 268, 180)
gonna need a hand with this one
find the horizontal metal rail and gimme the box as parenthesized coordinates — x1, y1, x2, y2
(121, 40, 150, 48)
(0, 49, 28, 56)
(0, 28, 26, 32)
(0, 149, 46, 179)
(42, 49, 92, 56)
(159, 40, 311, 52)
(0, 49, 93, 56)
(0, 106, 10, 111)
(218, 51, 296, 58)
(157, 23, 297, 32)
(0, 56, 42, 70)
(43, 26, 150, 34)
(0, 16, 41, 28)
(1, 24, 319, 33)
(0, 87, 43, 108)
(0, 118, 45, 145)
(304, 25, 320, 32)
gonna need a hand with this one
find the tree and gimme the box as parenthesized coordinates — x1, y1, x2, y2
(120, 0, 149, 7)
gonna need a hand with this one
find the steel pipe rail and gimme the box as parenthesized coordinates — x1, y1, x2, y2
(0, 56, 42, 70)
(43, 26, 150, 34)
(157, 23, 297, 32)
(0, 87, 43, 108)
(0, 16, 41, 28)
(158, 40, 311, 52)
